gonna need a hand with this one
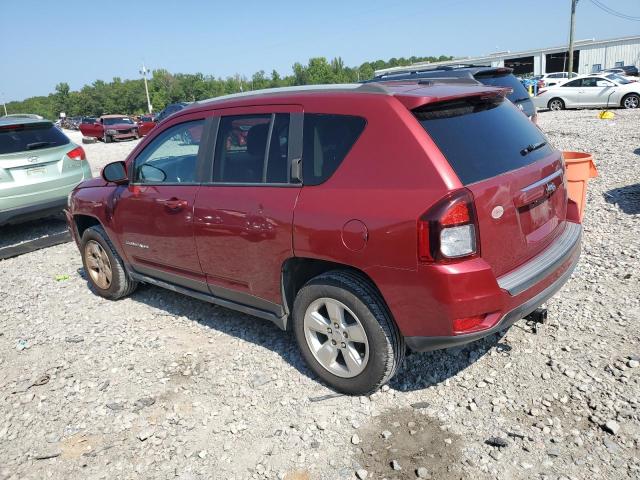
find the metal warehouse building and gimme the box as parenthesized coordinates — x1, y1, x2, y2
(376, 35, 640, 76)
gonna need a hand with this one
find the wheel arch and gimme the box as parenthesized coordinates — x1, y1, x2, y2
(547, 97, 565, 110)
(621, 92, 639, 108)
(73, 214, 102, 239)
(281, 257, 390, 329)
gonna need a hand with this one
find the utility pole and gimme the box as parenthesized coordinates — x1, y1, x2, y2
(140, 64, 153, 114)
(1, 92, 7, 116)
(567, 0, 578, 75)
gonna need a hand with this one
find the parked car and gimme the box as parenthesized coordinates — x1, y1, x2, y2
(0, 117, 92, 225)
(367, 65, 538, 122)
(538, 72, 578, 87)
(600, 65, 639, 77)
(136, 115, 157, 136)
(66, 82, 581, 394)
(79, 115, 140, 143)
(534, 73, 640, 110)
(154, 102, 191, 123)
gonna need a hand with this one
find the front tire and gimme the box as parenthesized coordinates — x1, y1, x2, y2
(622, 93, 639, 109)
(292, 270, 404, 395)
(80, 225, 137, 299)
(548, 98, 565, 111)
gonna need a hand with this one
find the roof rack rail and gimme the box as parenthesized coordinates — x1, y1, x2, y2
(374, 63, 496, 78)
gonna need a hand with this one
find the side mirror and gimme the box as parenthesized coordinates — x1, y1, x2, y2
(102, 161, 128, 184)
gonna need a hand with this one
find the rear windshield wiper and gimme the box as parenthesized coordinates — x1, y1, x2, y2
(520, 141, 547, 156)
(26, 141, 52, 150)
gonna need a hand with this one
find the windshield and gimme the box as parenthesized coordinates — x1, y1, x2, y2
(415, 97, 551, 185)
(0, 122, 70, 155)
(475, 73, 530, 103)
(103, 117, 133, 125)
(606, 73, 632, 85)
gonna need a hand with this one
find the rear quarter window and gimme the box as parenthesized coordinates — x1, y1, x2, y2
(0, 122, 70, 155)
(302, 114, 366, 186)
(415, 97, 552, 185)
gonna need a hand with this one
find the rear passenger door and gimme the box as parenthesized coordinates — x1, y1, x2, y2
(558, 79, 583, 107)
(193, 105, 302, 311)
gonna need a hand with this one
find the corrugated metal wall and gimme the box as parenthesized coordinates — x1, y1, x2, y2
(579, 39, 640, 74)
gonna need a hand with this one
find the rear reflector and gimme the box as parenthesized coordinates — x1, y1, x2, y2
(67, 146, 86, 161)
(452, 315, 485, 334)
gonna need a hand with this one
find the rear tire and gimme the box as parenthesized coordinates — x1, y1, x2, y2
(622, 93, 639, 109)
(548, 98, 565, 111)
(80, 225, 137, 300)
(104, 134, 112, 143)
(292, 270, 404, 395)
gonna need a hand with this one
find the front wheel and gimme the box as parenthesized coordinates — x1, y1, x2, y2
(292, 270, 404, 395)
(622, 93, 639, 109)
(80, 225, 137, 299)
(548, 98, 565, 111)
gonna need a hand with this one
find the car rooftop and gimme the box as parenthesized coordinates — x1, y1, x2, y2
(0, 116, 51, 127)
(191, 81, 507, 111)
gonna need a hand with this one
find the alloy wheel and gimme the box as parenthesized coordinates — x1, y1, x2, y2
(84, 240, 112, 289)
(303, 298, 369, 378)
(624, 96, 639, 109)
(550, 100, 563, 111)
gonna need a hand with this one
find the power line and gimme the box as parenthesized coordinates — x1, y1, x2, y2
(588, 0, 640, 21)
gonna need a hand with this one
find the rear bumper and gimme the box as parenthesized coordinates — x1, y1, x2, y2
(371, 222, 582, 351)
(405, 243, 580, 351)
(0, 197, 67, 225)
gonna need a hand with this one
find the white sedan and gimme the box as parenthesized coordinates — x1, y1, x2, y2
(534, 73, 640, 110)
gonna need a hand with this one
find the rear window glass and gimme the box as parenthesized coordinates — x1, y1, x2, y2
(0, 122, 70, 155)
(475, 73, 530, 103)
(415, 97, 552, 185)
(303, 114, 366, 186)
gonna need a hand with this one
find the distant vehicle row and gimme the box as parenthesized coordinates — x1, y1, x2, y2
(534, 73, 640, 110)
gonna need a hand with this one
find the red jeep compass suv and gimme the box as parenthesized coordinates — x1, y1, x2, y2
(66, 82, 582, 395)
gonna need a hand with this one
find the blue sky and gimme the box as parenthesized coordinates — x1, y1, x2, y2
(1, 0, 639, 101)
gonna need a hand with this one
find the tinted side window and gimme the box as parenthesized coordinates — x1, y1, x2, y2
(0, 122, 70, 155)
(474, 73, 529, 102)
(213, 114, 290, 184)
(562, 79, 582, 87)
(415, 97, 551, 185)
(133, 120, 204, 184)
(302, 114, 366, 186)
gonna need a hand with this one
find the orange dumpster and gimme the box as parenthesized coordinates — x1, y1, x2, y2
(563, 151, 598, 221)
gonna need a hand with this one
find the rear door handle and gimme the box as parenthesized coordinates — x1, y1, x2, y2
(159, 197, 188, 212)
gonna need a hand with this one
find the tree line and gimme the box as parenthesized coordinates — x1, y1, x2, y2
(5, 55, 452, 120)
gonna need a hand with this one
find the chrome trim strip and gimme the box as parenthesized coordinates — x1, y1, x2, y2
(498, 222, 582, 296)
(521, 169, 563, 192)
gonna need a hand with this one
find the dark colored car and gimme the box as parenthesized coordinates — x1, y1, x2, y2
(79, 115, 139, 143)
(618, 65, 639, 77)
(66, 82, 581, 394)
(367, 65, 538, 122)
(154, 102, 191, 123)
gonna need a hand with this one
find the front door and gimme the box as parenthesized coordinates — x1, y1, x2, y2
(578, 77, 618, 107)
(113, 117, 210, 289)
(193, 106, 302, 310)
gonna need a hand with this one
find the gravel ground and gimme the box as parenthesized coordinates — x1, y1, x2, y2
(1, 110, 639, 480)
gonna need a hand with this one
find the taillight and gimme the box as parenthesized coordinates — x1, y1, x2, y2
(67, 146, 86, 161)
(417, 189, 478, 262)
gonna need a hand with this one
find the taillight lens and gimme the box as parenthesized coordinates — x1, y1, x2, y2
(67, 146, 86, 161)
(418, 189, 478, 262)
